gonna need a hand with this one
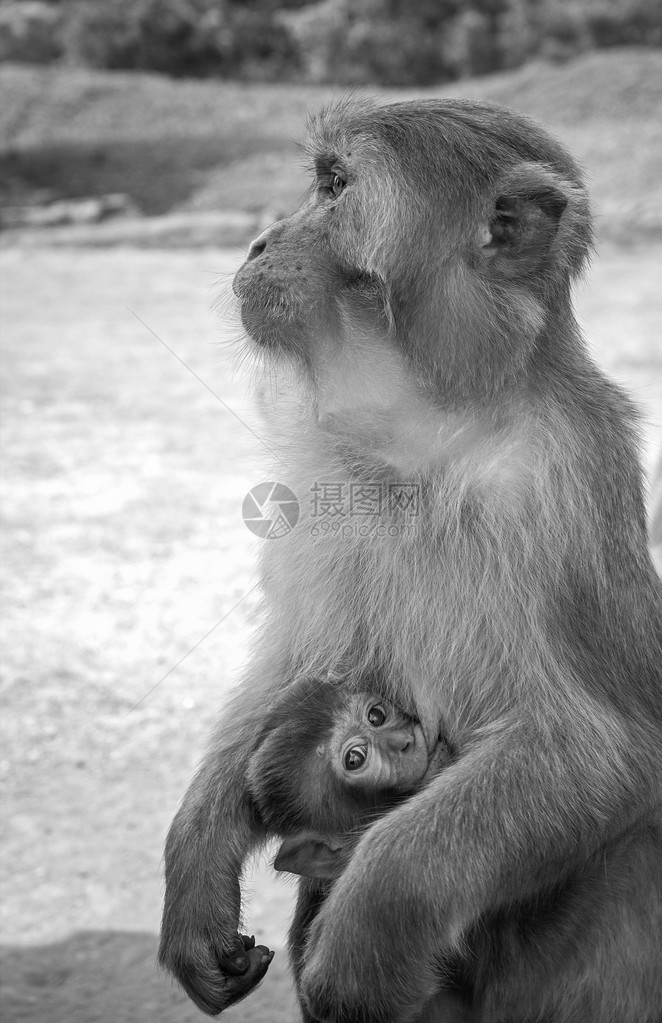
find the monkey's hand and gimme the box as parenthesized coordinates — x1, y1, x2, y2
(300, 827, 442, 1023)
(219, 934, 275, 1009)
(167, 932, 274, 1016)
(159, 847, 274, 1015)
(159, 757, 274, 1015)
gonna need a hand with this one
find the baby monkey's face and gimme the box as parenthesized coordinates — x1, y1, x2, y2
(326, 693, 430, 793)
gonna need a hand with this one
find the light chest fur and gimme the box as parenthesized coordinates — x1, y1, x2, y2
(258, 382, 562, 736)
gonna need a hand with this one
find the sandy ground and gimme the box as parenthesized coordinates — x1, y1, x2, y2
(1, 244, 661, 1023)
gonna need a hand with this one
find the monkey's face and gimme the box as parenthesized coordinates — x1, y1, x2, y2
(233, 99, 591, 421)
(323, 692, 430, 794)
(232, 108, 422, 426)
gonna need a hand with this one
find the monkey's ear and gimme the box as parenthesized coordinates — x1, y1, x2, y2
(274, 834, 348, 879)
(478, 163, 575, 276)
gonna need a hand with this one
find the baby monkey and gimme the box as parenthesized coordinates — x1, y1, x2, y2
(222, 680, 452, 1013)
(248, 679, 452, 880)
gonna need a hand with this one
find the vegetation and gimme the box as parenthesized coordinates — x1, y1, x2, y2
(0, 0, 660, 84)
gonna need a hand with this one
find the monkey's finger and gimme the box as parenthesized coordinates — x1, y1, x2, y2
(253, 945, 274, 966)
(223, 947, 275, 1004)
(218, 933, 251, 975)
(179, 947, 274, 1015)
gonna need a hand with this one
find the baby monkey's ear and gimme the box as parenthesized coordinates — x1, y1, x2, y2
(274, 833, 349, 879)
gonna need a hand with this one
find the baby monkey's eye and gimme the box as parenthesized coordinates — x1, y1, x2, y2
(367, 704, 386, 727)
(344, 745, 367, 771)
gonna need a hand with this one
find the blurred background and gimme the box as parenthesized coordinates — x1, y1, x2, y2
(1, 3, 661, 1021)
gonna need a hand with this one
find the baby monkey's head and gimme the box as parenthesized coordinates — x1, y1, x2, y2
(247, 679, 450, 878)
(322, 691, 430, 794)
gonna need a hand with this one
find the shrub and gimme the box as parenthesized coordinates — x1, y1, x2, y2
(64, 0, 299, 78)
(587, 0, 662, 47)
(0, 1, 63, 64)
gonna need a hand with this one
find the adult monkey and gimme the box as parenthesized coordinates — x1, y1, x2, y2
(651, 453, 662, 572)
(159, 99, 662, 1021)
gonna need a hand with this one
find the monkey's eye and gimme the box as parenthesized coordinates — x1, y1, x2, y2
(367, 704, 386, 727)
(344, 745, 367, 771)
(316, 168, 347, 199)
(331, 173, 346, 198)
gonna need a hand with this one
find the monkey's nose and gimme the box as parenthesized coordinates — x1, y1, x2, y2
(387, 730, 413, 754)
(247, 232, 268, 261)
(246, 222, 281, 261)
(245, 218, 289, 261)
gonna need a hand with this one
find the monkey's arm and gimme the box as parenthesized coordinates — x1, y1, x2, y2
(158, 654, 284, 1015)
(300, 704, 656, 1023)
